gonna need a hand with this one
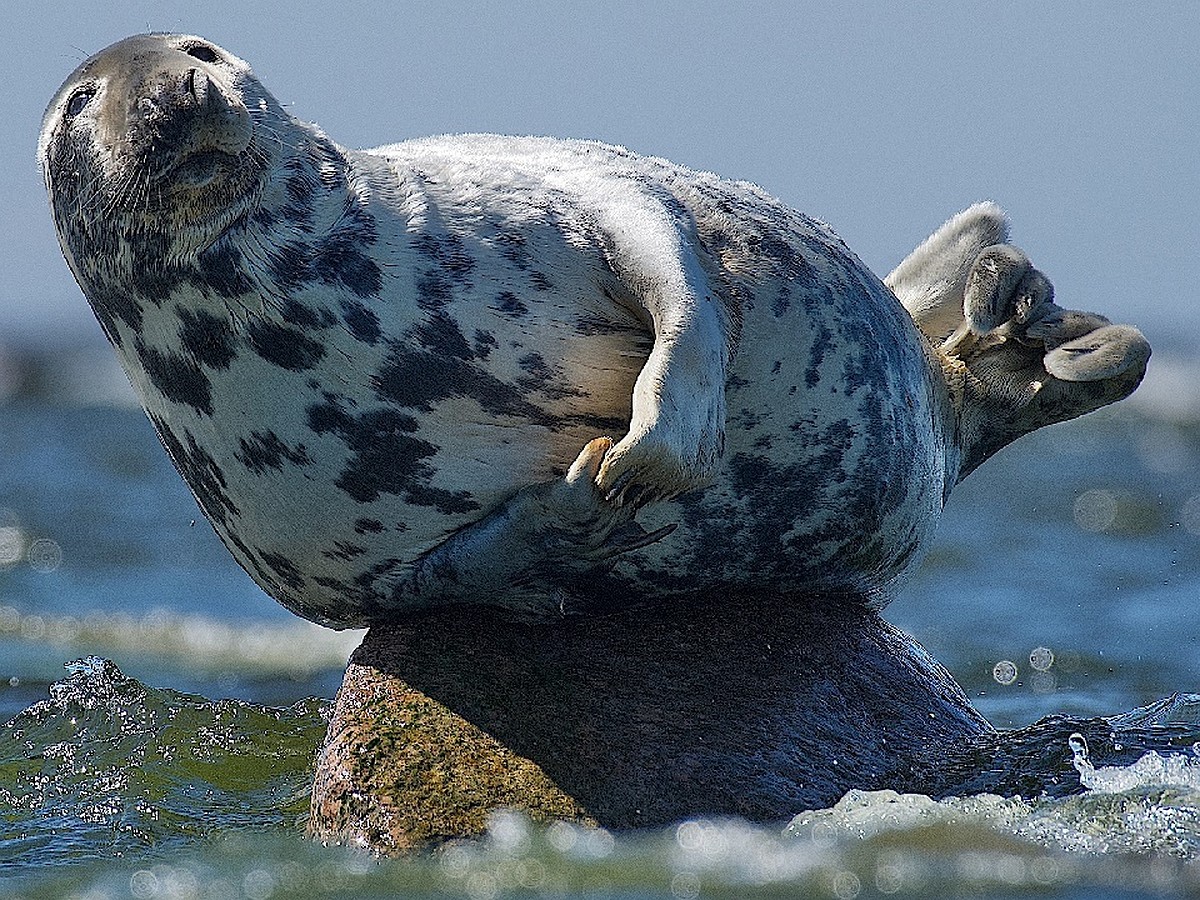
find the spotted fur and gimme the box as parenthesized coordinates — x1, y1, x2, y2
(40, 35, 1147, 627)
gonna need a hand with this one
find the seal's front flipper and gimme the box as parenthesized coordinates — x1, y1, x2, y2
(593, 258, 731, 507)
(403, 438, 675, 617)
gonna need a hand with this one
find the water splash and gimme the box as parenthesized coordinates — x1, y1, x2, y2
(1071, 728, 1200, 795)
(5, 673, 1200, 896)
(0, 657, 327, 869)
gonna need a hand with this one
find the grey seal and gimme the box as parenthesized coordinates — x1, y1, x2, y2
(39, 34, 1150, 627)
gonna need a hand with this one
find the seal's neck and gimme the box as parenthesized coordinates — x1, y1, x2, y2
(213, 123, 386, 306)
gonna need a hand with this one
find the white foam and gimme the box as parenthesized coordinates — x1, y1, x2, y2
(1071, 732, 1200, 793)
(0, 603, 362, 674)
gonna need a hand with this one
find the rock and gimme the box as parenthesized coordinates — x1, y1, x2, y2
(309, 593, 990, 851)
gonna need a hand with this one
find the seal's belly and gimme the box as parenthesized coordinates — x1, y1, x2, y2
(119, 241, 652, 624)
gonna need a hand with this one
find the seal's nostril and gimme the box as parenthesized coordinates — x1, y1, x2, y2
(184, 68, 198, 99)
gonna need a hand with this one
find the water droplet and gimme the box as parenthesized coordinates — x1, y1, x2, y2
(1029, 646, 1054, 672)
(1030, 671, 1057, 694)
(27, 538, 63, 573)
(129, 869, 159, 899)
(243, 868, 277, 900)
(671, 872, 702, 900)
(875, 862, 904, 894)
(0, 525, 25, 568)
(833, 870, 863, 899)
(1074, 489, 1117, 532)
(992, 660, 1018, 685)
(545, 820, 579, 853)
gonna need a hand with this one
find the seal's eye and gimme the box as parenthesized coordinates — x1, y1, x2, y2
(184, 43, 221, 63)
(65, 88, 95, 118)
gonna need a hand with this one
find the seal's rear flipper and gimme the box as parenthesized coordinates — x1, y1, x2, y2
(940, 250, 1151, 480)
(885, 202, 1010, 343)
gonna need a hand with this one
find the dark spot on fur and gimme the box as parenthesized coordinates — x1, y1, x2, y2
(341, 300, 382, 344)
(235, 430, 312, 474)
(731, 407, 762, 432)
(572, 413, 629, 433)
(252, 207, 278, 228)
(150, 415, 239, 525)
(177, 308, 237, 370)
(281, 299, 337, 329)
(267, 241, 312, 292)
(494, 291, 528, 318)
(413, 311, 474, 359)
(529, 271, 553, 291)
(266, 213, 382, 299)
(259, 550, 306, 592)
(323, 541, 368, 561)
(354, 518, 386, 535)
(807, 323, 833, 389)
(226, 531, 270, 583)
(416, 272, 454, 310)
(285, 159, 316, 204)
(132, 266, 185, 306)
(518, 352, 550, 378)
(306, 397, 480, 511)
(574, 316, 631, 336)
(87, 282, 144, 343)
(196, 242, 254, 298)
(414, 232, 476, 282)
(247, 319, 327, 371)
(517, 351, 586, 400)
(373, 344, 551, 423)
(493, 228, 529, 269)
(313, 216, 382, 297)
(412, 231, 476, 309)
(474, 329, 497, 359)
(135, 338, 213, 415)
(771, 360, 782, 375)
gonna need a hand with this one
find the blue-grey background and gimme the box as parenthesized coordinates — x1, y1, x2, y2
(2, 0, 1197, 350)
(2, 0, 1198, 696)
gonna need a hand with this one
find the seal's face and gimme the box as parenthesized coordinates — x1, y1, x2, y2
(39, 34, 274, 272)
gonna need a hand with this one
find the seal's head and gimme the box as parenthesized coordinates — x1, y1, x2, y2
(39, 34, 282, 313)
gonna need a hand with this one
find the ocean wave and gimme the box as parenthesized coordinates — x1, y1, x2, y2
(7, 661, 1200, 896)
(0, 605, 363, 676)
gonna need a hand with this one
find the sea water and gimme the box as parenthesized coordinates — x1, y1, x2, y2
(3, 349, 1200, 898)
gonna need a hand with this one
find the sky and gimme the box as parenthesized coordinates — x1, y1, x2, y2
(2, 0, 1196, 354)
